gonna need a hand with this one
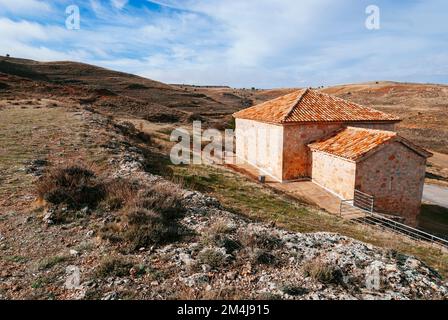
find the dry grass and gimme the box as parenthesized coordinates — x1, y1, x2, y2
(36, 165, 105, 210)
(197, 248, 227, 269)
(103, 178, 139, 211)
(302, 258, 342, 284)
(95, 256, 134, 278)
(208, 218, 234, 235)
(38, 255, 69, 271)
(100, 181, 189, 251)
(122, 208, 183, 250)
(0, 105, 110, 205)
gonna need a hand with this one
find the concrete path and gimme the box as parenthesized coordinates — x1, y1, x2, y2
(423, 184, 448, 208)
(273, 181, 342, 215)
(226, 161, 342, 215)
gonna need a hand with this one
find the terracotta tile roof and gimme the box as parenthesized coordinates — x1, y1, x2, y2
(308, 127, 432, 161)
(233, 89, 400, 123)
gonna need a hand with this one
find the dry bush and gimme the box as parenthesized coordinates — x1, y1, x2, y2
(114, 121, 151, 143)
(36, 165, 105, 210)
(219, 237, 243, 254)
(95, 256, 134, 278)
(252, 249, 277, 266)
(103, 178, 138, 211)
(136, 182, 186, 220)
(99, 222, 124, 243)
(201, 219, 241, 254)
(122, 208, 183, 250)
(238, 231, 283, 251)
(101, 182, 188, 250)
(197, 248, 227, 269)
(209, 218, 234, 235)
(302, 259, 343, 284)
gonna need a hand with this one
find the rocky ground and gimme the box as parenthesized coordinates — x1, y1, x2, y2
(0, 106, 447, 300)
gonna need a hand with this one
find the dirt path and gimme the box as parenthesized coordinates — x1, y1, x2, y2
(423, 184, 448, 208)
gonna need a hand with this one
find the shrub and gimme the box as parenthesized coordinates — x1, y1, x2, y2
(114, 121, 151, 143)
(253, 249, 277, 265)
(100, 181, 188, 250)
(302, 259, 343, 284)
(218, 237, 242, 254)
(123, 208, 182, 250)
(281, 285, 309, 296)
(137, 183, 186, 220)
(99, 222, 124, 243)
(197, 248, 227, 269)
(209, 218, 234, 235)
(95, 256, 134, 278)
(38, 255, 68, 270)
(103, 178, 138, 211)
(36, 166, 105, 210)
(254, 233, 283, 250)
(238, 231, 283, 251)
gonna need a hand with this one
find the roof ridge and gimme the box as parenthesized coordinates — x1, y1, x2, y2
(282, 88, 308, 123)
(232, 89, 298, 118)
(233, 88, 402, 123)
(345, 126, 397, 135)
(316, 90, 401, 121)
(395, 136, 433, 158)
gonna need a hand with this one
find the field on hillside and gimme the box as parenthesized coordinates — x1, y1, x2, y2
(322, 82, 448, 155)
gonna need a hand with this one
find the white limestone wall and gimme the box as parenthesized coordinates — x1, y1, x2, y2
(235, 119, 284, 181)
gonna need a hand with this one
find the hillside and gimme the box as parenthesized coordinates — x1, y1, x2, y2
(1, 57, 447, 156)
(0, 56, 228, 123)
(321, 81, 448, 155)
(0, 100, 447, 299)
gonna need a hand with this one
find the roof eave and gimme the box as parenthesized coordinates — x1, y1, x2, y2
(233, 117, 401, 124)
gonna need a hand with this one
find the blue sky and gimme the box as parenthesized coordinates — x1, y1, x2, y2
(0, 0, 447, 88)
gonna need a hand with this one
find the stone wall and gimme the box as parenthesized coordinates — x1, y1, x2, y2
(282, 123, 341, 180)
(235, 119, 284, 181)
(311, 151, 357, 200)
(355, 141, 427, 226)
(282, 122, 394, 180)
(236, 120, 398, 182)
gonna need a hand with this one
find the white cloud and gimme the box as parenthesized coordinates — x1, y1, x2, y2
(1, 0, 447, 87)
(0, 0, 51, 14)
(111, 0, 128, 10)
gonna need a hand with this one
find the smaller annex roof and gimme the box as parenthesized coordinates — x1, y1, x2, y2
(308, 127, 432, 161)
(233, 89, 401, 124)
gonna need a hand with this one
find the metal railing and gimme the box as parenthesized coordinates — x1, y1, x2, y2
(340, 200, 367, 218)
(341, 199, 448, 249)
(353, 189, 374, 213)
